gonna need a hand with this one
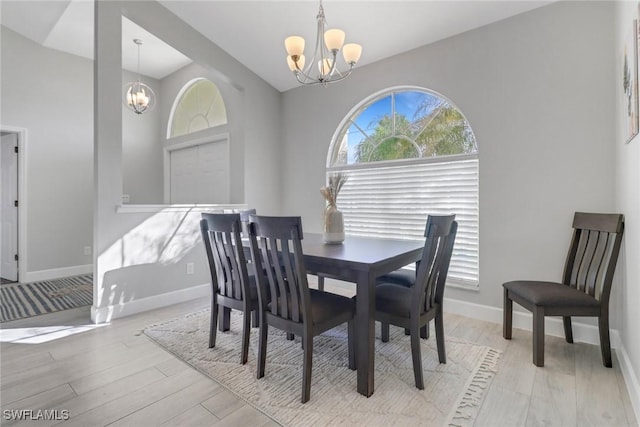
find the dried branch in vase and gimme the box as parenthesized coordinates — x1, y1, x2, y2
(320, 173, 348, 206)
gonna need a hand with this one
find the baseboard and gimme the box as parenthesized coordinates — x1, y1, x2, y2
(22, 264, 93, 283)
(443, 296, 621, 348)
(615, 340, 640, 423)
(91, 283, 210, 323)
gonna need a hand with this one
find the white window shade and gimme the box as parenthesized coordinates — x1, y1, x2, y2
(333, 156, 479, 286)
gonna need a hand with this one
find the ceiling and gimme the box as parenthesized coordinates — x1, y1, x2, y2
(0, 0, 551, 92)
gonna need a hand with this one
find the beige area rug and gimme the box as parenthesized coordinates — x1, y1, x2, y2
(144, 310, 501, 426)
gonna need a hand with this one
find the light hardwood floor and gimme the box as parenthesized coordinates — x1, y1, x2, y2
(0, 281, 637, 427)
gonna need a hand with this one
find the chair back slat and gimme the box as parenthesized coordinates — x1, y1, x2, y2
(576, 229, 599, 293)
(563, 213, 624, 302)
(248, 216, 310, 325)
(586, 231, 609, 296)
(200, 213, 250, 302)
(412, 215, 458, 313)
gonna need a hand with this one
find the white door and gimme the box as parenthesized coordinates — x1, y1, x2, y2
(1, 133, 19, 282)
(170, 140, 229, 204)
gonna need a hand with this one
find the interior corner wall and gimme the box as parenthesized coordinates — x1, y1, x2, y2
(0, 26, 94, 278)
(614, 1, 640, 418)
(281, 2, 616, 316)
(93, 1, 282, 322)
(122, 69, 163, 204)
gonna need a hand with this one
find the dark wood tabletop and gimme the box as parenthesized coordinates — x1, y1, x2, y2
(300, 233, 424, 397)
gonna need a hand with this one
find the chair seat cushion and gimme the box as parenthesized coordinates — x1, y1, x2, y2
(503, 281, 600, 308)
(267, 289, 354, 324)
(309, 289, 355, 325)
(375, 283, 413, 317)
(376, 269, 415, 287)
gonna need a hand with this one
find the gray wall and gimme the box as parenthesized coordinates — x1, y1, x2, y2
(615, 0, 640, 414)
(122, 69, 163, 204)
(1, 27, 94, 275)
(93, 1, 282, 319)
(159, 62, 243, 203)
(282, 2, 616, 316)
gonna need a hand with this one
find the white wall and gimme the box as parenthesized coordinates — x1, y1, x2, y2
(93, 1, 282, 321)
(1, 27, 93, 278)
(614, 0, 640, 418)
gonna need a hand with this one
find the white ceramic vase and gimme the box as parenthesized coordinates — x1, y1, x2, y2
(323, 204, 345, 244)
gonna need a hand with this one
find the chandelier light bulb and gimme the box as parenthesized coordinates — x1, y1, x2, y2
(324, 29, 345, 52)
(285, 36, 305, 56)
(342, 43, 362, 65)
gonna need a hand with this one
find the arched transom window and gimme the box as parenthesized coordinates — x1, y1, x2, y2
(328, 87, 479, 287)
(168, 78, 227, 138)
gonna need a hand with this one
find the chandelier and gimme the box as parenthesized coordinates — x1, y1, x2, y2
(124, 39, 156, 114)
(284, 0, 362, 86)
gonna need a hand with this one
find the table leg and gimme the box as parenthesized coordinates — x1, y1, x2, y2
(356, 271, 375, 397)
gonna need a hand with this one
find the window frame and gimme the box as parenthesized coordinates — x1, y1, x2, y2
(166, 77, 228, 139)
(327, 86, 479, 289)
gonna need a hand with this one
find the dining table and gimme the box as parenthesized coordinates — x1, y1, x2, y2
(297, 232, 425, 397)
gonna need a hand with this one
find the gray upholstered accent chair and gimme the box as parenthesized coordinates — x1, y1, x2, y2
(503, 212, 624, 367)
(247, 215, 356, 403)
(375, 214, 458, 390)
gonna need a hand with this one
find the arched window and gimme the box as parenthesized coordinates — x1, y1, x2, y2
(328, 87, 479, 287)
(168, 78, 227, 138)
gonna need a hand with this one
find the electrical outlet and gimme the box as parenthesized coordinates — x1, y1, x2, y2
(122, 194, 130, 203)
(186, 262, 195, 275)
(83, 246, 92, 256)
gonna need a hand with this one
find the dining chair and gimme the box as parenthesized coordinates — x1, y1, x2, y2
(247, 215, 356, 403)
(375, 214, 457, 390)
(200, 213, 261, 365)
(238, 208, 256, 236)
(503, 212, 624, 367)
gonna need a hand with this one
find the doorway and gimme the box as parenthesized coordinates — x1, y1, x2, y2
(0, 127, 26, 284)
(1, 131, 19, 283)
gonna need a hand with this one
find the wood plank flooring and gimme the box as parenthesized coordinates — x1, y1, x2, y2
(0, 279, 637, 426)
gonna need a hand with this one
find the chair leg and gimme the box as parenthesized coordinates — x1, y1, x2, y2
(503, 288, 512, 340)
(435, 312, 446, 364)
(286, 332, 295, 341)
(598, 315, 612, 368)
(405, 328, 410, 336)
(317, 275, 325, 291)
(532, 306, 545, 367)
(348, 319, 356, 370)
(381, 322, 390, 342)
(240, 311, 251, 365)
(252, 310, 260, 328)
(301, 334, 313, 403)
(410, 325, 424, 390)
(563, 316, 573, 343)
(219, 307, 231, 332)
(209, 298, 218, 348)
(420, 324, 429, 339)
(257, 317, 268, 379)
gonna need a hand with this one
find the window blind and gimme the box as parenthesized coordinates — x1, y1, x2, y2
(332, 157, 479, 286)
